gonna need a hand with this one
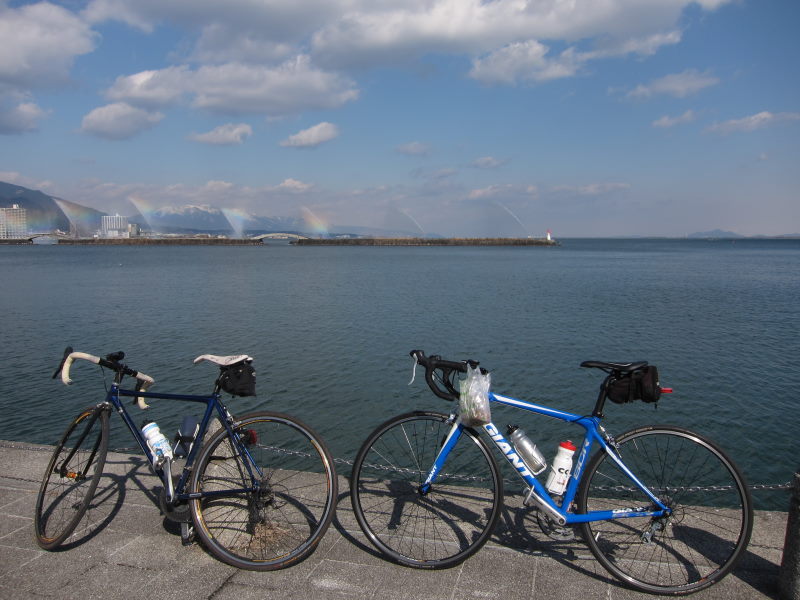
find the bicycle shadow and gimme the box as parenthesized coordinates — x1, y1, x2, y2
(491, 496, 779, 599)
(334, 488, 779, 599)
(333, 483, 499, 563)
(331, 488, 387, 560)
(52, 454, 160, 550)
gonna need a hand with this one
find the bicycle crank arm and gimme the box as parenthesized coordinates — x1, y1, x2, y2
(524, 487, 567, 526)
(162, 458, 174, 504)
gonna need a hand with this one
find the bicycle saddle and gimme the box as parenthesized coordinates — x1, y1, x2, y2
(580, 360, 648, 373)
(193, 354, 253, 366)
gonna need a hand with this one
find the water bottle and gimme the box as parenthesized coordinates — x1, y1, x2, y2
(142, 422, 173, 460)
(545, 440, 576, 495)
(507, 425, 547, 475)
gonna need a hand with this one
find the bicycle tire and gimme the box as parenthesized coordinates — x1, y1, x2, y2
(350, 411, 502, 569)
(577, 425, 753, 595)
(189, 411, 337, 570)
(34, 405, 109, 550)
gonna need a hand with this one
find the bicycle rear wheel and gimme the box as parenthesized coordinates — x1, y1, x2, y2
(350, 411, 502, 569)
(35, 405, 109, 550)
(189, 412, 337, 570)
(577, 425, 753, 595)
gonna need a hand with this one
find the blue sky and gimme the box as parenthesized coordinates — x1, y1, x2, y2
(0, 0, 798, 237)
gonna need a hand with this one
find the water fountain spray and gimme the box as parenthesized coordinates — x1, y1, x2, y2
(495, 201, 531, 237)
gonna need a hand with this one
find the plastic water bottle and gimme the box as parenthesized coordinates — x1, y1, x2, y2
(142, 422, 173, 460)
(545, 440, 576, 495)
(507, 425, 547, 475)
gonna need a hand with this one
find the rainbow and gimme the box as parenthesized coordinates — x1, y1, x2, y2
(127, 195, 159, 231)
(52, 198, 100, 235)
(221, 207, 251, 238)
(301, 207, 329, 236)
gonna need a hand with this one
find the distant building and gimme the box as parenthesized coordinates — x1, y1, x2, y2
(0, 204, 27, 239)
(101, 215, 130, 238)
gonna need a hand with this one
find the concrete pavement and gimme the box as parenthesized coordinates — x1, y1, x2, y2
(0, 440, 786, 599)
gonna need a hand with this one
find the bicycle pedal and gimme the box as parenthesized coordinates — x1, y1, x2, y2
(180, 522, 195, 546)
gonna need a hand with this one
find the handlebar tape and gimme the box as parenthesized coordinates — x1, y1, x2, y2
(61, 351, 101, 385)
(60, 351, 155, 409)
(410, 349, 474, 402)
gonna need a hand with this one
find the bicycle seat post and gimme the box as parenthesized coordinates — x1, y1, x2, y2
(592, 375, 613, 418)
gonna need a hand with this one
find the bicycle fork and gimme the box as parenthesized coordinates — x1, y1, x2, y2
(418, 416, 463, 496)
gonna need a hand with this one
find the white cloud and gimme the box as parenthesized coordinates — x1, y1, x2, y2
(0, 171, 55, 191)
(0, 2, 96, 89)
(277, 178, 313, 193)
(192, 24, 296, 65)
(309, 0, 714, 69)
(396, 141, 430, 156)
(705, 111, 800, 134)
(83, 0, 338, 38)
(191, 58, 358, 116)
(280, 122, 339, 148)
(471, 156, 505, 169)
(103, 57, 359, 117)
(652, 109, 696, 128)
(0, 94, 47, 134)
(551, 182, 631, 195)
(281, 121, 339, 148)
(470, 41, 581, 85)
(589, 30, 682, 58)
(189, 123, 252, 145)
(84, 0, 731, 86)
(626, 69, 719, 99)
(468, 184, 518, 200)
(80, 102, 164, 139)
(106, 66, 191, 108)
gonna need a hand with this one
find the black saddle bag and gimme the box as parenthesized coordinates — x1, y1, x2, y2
(606, 366, 661, 404)
(217, 360, 256, 397)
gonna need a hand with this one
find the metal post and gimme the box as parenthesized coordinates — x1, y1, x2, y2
(780, 469, 800, 600)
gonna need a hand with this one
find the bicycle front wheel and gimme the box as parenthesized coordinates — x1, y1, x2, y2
(577, 425, 753, 595)
(189, 412, 337, 570)
(34, 405, 109, 550)
(350, 411, 502, 569)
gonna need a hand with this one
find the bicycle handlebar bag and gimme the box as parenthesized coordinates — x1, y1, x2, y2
(607, 366, 661, 404)
(459, 364, 492, 426)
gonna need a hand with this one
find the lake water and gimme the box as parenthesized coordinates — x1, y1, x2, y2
(1, 238, 797, 510)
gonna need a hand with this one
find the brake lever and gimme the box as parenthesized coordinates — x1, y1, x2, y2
(52, 346, 73, 379)
(409, 355, 418, 386)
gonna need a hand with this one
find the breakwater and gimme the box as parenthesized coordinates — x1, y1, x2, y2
(293, 237, 558, 246)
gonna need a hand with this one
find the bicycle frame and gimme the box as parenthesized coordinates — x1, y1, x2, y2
(103, 382, 262, 503)
(421, 391, 671, 526)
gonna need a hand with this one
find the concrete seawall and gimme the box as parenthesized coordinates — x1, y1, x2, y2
(0, 440, 785, 599)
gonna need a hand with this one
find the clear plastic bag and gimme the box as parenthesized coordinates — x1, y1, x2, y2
(459, 364, 492, 426)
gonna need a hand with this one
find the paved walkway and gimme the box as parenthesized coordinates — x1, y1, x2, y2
(0, 441, 787, 600)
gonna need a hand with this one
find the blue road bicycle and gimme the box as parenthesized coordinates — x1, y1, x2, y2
(34, 348, 337, 570)
(350, 350, 753, 595)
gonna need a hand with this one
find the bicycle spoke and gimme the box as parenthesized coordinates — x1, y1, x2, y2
(191, 413, 337, 570)
(579, 426, 753, 595)
(351, 412, 502, 568)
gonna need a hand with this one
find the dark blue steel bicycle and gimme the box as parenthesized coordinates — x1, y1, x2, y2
(35, 348, 337, 570)
(350, 350, 753, 595)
